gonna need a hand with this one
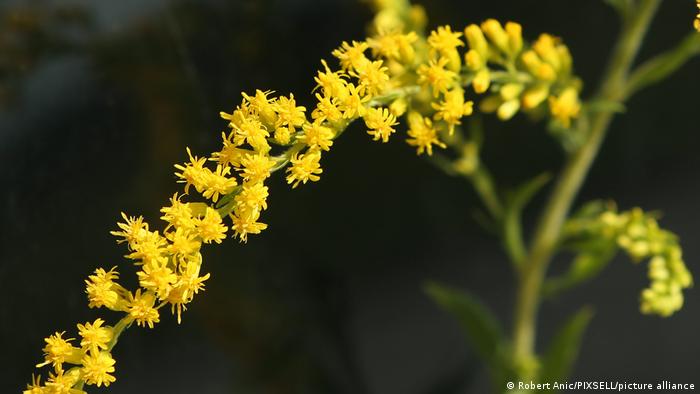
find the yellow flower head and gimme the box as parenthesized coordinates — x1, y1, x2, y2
(299, 120, 335, 151)
(367, 30, 417, 63)
(235, 181, 269, 212)
(44, 368, 81, 394)
(160, 193, 196, 231)
(364, 107, 398, 143)
(85, 267, 126, 311)
(174, 148, 209, 194)
(332, 40, 370, 71)
(77, 319, 113, 353)
(406, 111, 446, 156)
(286, 150, 323, 188)
(111, 212, 149, 248)
(312, 93, 343, 123)
(166, 227, 201, 256)
(241, 89, 277, 125)
(351, 59, 390, 97)
(137, 260, 178, 300)
(195, 207, 228, 244)
(238, 152, 275, 184)
(36, 332, 83, 369)
(230, 206, 268, 242)
(339, 82, 369, 119)
(274, 94, 307, 130)
(212, 133, 250, 167)
(81, 351, 116, 387)
(314, 60, 348, 99)
(431, 88, 474, 134)
(428, 26, 464, 55)
(417, 57, 457, 97)
(548, 87, 581, 128)
(127, 290, 160, 329)
(166, 256, 211, 323)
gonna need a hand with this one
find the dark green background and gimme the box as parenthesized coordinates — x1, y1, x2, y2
(1, 0, 699, 393)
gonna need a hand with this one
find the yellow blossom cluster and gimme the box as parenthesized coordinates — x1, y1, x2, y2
(26, 319, 116, 393)
(26, 13, 589, 393)
(695, 0, 700, 32)
(598, 208, 693, 317)
(462, 20, 582, 126)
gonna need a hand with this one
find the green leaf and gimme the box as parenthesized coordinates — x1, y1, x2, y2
(503, 173, 552, 268)
(424, 282, 504, 364)
(543, 244, 617, 298)
(537, 307, 594, 392)
(604, 0, 633, 20)
(625, 32, 700, 97)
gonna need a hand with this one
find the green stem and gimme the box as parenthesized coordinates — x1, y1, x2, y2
(510, 0, 661, 375)
(470, 165, 504, 221)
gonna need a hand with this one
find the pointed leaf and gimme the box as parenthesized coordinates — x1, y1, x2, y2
(424, 281, 504, 364)
(538, 307, 594, 392)
(503, 173, 551, 267)
(625, 32, 700, 97)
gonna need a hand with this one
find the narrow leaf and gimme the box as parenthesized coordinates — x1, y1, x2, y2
(538, 307, 594, 392)
(503, 173, 552, 267)
(625, 32, 700, 97)
(424, 281, 504, 364)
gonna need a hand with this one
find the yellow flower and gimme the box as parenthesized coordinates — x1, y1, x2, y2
(299, 120, 335, 151)
(127, 290, 160, 329)
(77, 319, 113, 353)
(417, 57, 457, 97)
(481, 19, 509, 54)
(521, 50, 556, 82)
(312, 93, 343, 123)
(166, 256, 210, 323)
(81, 351, 116, 387)
(174, 148, 209, 194)
(428, 26, 463, 55)
(230, 115, 270, 152)
(85, 267, 127, 311)
(110, 212, 148, 248)
(431, 88, 474, 133)
(427, 26, 463, 71)
(166, 227, 201, 256)
(238, 152, 275, 183)
(36, 332, 83, 369)
(44, 368, 81, 394)
(241, 89, 277, 125)
(367, 30, 417, 63)
(125, 229, 167, 265)
(274, 94, 307, 131)
(351, 60, 390, 97)
(160, 193, 196, 232)
(314, 60, 348, 99)
(286, 150, 323, 188)
(23, 375, 45, 394)
(406, 112, 446, 156)
(338, 82, 369, 119)
(195, 207, 228, 244)
(364, 107, 398, 143)
(464, 24, 488, 60)
(230, 206, 268, 242)
(548, 87, 581, 127)
(235, 181, 269, 211)
(332, 40, 370, 71)
(212, 132, 249, 167)
(137, 260, 178, 300)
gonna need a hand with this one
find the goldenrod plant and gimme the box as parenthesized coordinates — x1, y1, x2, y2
(22, 0, 700, 392)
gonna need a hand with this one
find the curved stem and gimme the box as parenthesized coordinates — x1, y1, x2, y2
(510, 0, 661, 374)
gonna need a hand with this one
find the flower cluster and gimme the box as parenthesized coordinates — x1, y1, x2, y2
(599, 208, 693, 317)
(695, 0, 700, 32)
(26, 319, 116, 393)
(567, 205, 693, 317)
(26, 12, 590, 393)
(462, 20, 581, 127)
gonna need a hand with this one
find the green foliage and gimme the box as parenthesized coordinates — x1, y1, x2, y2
(537, 307, 594, 393)
(424, 281, 511, 386)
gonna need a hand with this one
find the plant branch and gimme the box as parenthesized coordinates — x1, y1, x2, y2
(510, 0, 661, 376)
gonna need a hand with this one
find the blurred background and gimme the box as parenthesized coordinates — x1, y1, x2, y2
(1, 0, 699, 393)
